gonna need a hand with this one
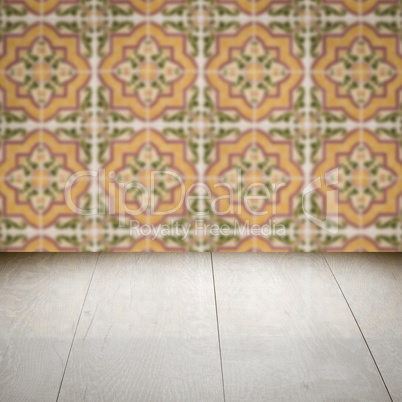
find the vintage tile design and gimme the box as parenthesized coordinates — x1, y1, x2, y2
(205, 130, 303, 225)
(212, 0, 291, 15)
(0, 130, 90, 228)
(322, 0, 398, 15)
(0, 0, 401, 252)
(0, 24, 91, 122)
(312, 24, 402, 122)
(102, 129, 197, 225)
(99, 23, 197, 121)
(206, 24, 303, 121)
(2, 0, 80, 15)
(313, 130, 401, 228)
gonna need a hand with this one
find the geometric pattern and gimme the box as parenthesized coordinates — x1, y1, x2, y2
(313, 130, 402, 228)
(206, 130, 303, 225)
(0, 0, 401, 252)
(0, 24, 90, 121)
(323, 0, 398, 15)
(206, 24, 303, 121)
(0, 130, 89, 228)
(99, 23, 196, 120)
(3, 0, 79, 15)
(312, 24, 402, 121)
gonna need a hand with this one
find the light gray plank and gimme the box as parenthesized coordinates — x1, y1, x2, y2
(58, 253, 223, 402)
(0, 253, 98, 402)
(212, 253, 391, 402)
(325, 253, 402, 402)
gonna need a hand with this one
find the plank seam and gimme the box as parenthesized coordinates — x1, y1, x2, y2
(55, 253, 100, 402)
(210, 252, 226, 402)
(322, 253, 394, 402)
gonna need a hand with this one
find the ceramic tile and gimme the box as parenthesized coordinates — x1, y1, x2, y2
(0, 0, 401, 251)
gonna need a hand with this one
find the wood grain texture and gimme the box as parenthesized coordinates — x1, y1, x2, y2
(212, 253, 391, 402)
(58, 253, 224, 402)
(0, 253, 98, 402)
(325, 253, 402, 402)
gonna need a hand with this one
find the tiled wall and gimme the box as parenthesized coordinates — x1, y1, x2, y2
(0, 0, 401, 251)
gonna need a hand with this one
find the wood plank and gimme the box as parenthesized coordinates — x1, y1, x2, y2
(325, 253, 402, 401)
(58, 253, 224, 402)
(0, 253, 98, 402)
(212, 253, 391, 402)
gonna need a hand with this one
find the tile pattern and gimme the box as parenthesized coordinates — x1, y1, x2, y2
(0, 0, 401, 251)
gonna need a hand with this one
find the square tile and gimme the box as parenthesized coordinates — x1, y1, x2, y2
(0, 129, 93, 230)
(97, 21, 197, 122)
(205, 22, 304, 123)
(359, 23, 402, 122)
(0, 22, 93, 125)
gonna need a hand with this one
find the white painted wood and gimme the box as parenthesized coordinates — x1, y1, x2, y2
(212, 253, 391, 402)
(0, 253, 98, 402)
(325, 253, 402, 402)
(58, 253, 223, 402)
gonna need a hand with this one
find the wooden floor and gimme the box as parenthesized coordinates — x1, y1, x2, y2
(0, 253, 400, 402)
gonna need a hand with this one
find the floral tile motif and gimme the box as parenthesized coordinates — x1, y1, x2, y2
(1, 0, 82, 16)
(206, 23, 304, 122)
(212, 0, 289, 15)
(0, 0, 401, 252)
(321, 0, 399, 16)
(101, 129, 197, 223)
(312, 23, 402, 123)
(313, 130, 402, 228)
(320, 235, 400, 252)
(205, 130, 303, 225)
(97, 0, 189, 16)
(98, 22, 197, 122)
(0, 130, 91, 228)
(0, 235, 71, 252)
(0, 23, 91, 124)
